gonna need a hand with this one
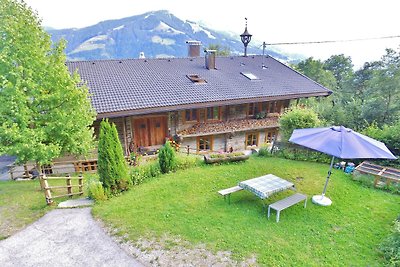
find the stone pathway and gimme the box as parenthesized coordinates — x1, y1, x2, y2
(0, 199, 143, 267)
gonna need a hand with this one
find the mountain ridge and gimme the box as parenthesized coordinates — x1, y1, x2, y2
(47, 10, 288, 61)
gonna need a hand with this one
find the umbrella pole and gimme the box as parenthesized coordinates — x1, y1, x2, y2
(321, 156, 335, 196)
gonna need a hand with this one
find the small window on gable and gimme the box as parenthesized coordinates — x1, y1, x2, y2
(187, 74, 207, 84)
(241, 72, 259, 80)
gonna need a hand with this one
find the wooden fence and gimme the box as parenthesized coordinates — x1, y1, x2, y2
(39, 174, 84, 205)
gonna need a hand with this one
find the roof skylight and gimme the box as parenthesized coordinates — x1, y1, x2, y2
(241, 72, 259, 80)
(187, 74, 207, 84)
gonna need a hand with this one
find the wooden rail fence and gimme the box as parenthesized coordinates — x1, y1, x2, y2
(39, 174, 84, 205)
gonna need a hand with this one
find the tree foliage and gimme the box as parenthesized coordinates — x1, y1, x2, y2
(295, 48, 400, 154)
(0, 0, 95, 164)
(158, 141, 177, 174)
(207, 44, 231, 56)
(294, 57, 337, 90)
(97, 119, 129, 194)
(279, 106, 321, 141)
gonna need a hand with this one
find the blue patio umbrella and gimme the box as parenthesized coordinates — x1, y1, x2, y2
(289, 126, 397, 206)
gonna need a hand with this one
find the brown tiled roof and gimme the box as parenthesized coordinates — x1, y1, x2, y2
(177, 117, 279, 137)
(67, 55, 331, 118)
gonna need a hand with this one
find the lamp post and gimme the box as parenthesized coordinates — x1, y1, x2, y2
(240, 18, 252, 57)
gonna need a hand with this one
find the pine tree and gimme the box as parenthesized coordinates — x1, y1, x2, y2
(159, 141, 177, 174)
(97, 119, 129, 193)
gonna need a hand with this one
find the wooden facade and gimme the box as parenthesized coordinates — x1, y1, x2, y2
(92, 100, 289, 155)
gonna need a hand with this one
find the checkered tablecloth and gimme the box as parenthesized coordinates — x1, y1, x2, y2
(238, 174, 294, 199)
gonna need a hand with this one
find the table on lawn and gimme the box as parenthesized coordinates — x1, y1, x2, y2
(238, 174, 295, 200)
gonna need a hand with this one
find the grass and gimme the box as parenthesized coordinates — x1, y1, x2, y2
(93, 156, 399, 266)
(0, 173, 92, 239)
(0, 180, 50, 239)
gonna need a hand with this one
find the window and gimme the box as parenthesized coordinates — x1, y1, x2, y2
(269, 101, 277, 113)
(265, 129, 277, 143)
(207, 107, 220, 120)
(185, 109, 198, 122)
(187, 74, 207, 84)
(197, 136, 212, 151)
(246, 132, 259, 147)
(241, 72, 259, 80)
(248, 103, 256, 116)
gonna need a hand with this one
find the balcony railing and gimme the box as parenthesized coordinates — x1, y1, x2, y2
(177, 116, 279, 137)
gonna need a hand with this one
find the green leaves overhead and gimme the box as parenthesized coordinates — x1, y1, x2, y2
(0, 0, 96, 164)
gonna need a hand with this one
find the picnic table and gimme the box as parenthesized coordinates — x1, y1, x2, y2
(238, 174, 295, 199)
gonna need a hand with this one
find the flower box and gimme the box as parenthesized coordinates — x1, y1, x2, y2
(204, 152, 250, 164)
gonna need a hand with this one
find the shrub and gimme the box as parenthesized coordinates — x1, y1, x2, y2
(87, 178, 107, 202)
(158, 141, 177, 174)
(175, 154, 201, 170)
(131, 161, 161, 185)
(279, 106, 321, 141)
(379, 220, 400, 266)
(97, 119, 130, 194)
(270, 142, 331, 164)
(258, 147, 271, 157)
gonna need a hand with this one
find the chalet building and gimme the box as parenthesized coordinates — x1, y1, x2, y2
(67, 50, 331, 155)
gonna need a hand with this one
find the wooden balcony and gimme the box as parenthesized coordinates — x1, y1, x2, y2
(177, 116, 279, 138)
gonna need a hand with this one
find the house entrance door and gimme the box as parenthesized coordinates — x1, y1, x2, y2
(133, 116, 167, 148)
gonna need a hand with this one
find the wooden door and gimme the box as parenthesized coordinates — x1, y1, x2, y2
(133, 116, 167, 148)
(149, 117, 167, 145)
(134, 118, 150, 147)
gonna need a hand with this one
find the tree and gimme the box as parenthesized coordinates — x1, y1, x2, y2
(97, 119, 129, 194)
(158, 141, 177, 174)
(279, 106, 321, 141)
(295, 57, 337, 90)
(0, 0, 95, 166)
(207, 44, 231, 56)
(363, 48, 400, 125)
(324, 54, 354, 90)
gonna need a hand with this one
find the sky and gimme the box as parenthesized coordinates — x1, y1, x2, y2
(24, 0, 400, 68)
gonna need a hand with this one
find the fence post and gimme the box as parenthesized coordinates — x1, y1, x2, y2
(9, 166, 14, 180)
(78, 173, 83, 196)
(66, 174, 72, 197)
(41, 174, 53, 205)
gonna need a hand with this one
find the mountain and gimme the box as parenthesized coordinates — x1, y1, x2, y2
(47, 10, 287, 61)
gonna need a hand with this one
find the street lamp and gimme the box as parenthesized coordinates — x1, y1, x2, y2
(240, 18, 252, 57)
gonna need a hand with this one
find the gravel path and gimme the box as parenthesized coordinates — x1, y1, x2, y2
(0, 207, 143, 267)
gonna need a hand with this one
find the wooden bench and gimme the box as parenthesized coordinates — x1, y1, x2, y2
(218, 186, 243, 204)
(268, 193, 307, 222)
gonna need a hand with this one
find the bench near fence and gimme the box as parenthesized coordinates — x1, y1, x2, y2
(39, 174, 84, 205)
(268, 193, 307, 222)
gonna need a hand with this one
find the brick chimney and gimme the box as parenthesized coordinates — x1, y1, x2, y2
(186, 41, 201, 57)
(205, 50, 216, 70)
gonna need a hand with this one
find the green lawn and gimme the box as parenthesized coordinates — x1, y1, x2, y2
(0, 180, 49, 239)
(93, 157, 399, 266)
(0, 174, 92, 239)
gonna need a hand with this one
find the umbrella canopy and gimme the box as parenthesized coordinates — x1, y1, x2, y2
(289, 126, 397, 206)
(289, 126, 397, 159)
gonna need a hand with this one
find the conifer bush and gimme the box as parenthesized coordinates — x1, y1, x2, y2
(158, 141, 177, 174)
(97, 119, 130, 194)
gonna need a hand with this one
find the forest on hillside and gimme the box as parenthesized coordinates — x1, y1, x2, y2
(293, 47, 400, 155)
